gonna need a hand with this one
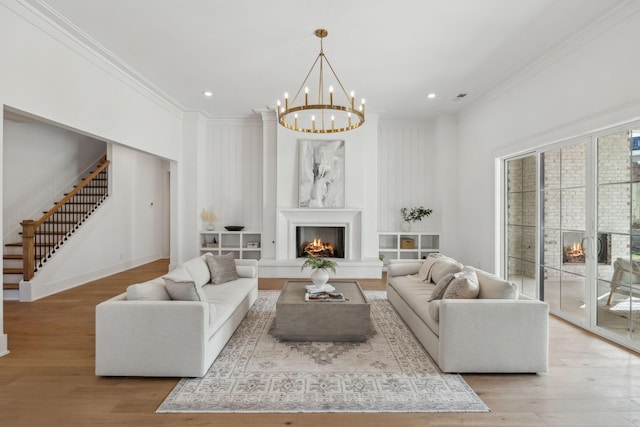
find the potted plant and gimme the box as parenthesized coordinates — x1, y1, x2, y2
(301, 252, 337, 289)
(400, 206, 433, 232)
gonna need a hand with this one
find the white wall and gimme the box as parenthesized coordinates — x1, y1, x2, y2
(274, 114, 380, 259)
(23, 144, 169, 300)
(377, 119, 438, 233)
(202, 118, 263, 232)
(453, 2, 640, 271)
(0, 0, 184, 350)
(3, 118, 106, 242)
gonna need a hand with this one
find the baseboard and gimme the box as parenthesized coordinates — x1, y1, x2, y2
(20, 254, 164, 301)
(0, 334, 8, 357)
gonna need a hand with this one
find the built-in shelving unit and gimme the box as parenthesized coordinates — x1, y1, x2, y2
(378, 232, 439, 268)
(199, 231, 262, 260)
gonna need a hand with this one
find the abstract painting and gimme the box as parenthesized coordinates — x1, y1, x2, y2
(299, 139, 345, 208)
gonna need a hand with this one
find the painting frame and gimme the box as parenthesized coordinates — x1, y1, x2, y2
(298, 139, 345, 208)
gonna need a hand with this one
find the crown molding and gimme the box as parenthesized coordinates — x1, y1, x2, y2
(12, 0, 185, 119)
(459, 0, 640, 124)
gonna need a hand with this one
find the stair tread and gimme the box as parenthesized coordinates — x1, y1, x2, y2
(3, 283, 20, 290)
(3, 254, 23, 260)
(5, 242, 22, 247)
(3, 268, 23, 274)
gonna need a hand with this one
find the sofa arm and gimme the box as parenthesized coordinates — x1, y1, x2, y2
(96, 294, 210, 377)
(387, 260, 423, 277)
(438, 299, 549, 373)
(235, 259, 258, 278)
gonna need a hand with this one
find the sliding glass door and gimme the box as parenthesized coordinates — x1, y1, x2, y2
(506, 155, 537, 298)
(504, 124, 640, 351)
(540, 143, 587, 321)
(595, 130, 640, 344)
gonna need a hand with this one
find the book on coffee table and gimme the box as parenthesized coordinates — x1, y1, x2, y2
(304, 291, 346, 302)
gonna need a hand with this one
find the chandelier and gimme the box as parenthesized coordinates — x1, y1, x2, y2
(277, 29, 365, 133)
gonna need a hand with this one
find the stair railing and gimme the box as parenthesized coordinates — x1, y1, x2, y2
(20, 156, 110, 280)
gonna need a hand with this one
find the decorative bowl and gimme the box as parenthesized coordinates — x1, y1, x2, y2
(224, 226, 245, 231)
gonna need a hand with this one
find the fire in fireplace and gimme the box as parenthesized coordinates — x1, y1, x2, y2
(562, 232, 611, 265)
(303, 238, 335, 257)
(296, 226, 345, 258)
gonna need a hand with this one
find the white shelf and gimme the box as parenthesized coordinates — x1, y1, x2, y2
(199, 230, 261, 260)
(378, 232, 439, 269)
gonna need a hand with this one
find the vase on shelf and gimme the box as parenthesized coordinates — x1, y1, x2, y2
(400, 221, 411, 232)
(205, 222, 215, 231)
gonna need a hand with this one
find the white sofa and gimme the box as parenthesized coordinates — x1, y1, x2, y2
(387, 256, 548, 373)
(95, 255, 258, 377)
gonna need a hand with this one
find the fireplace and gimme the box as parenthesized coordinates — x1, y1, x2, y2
(562, 232, 611, 264)
(296, 226, 345, 258)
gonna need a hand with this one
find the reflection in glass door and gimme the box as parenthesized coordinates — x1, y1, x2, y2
(596, 130, 640, 345)
(506, 155, 537, 298)
(540, 143, 587, 321)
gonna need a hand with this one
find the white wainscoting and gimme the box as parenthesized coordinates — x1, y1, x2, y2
(377, 120, 436, 233)
(203, 119, 263, 231)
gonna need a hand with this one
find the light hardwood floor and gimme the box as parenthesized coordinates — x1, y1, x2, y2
(1, 259, 640, 426)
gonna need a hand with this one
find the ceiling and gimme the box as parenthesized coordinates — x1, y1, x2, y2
(29, 0, 624, 120)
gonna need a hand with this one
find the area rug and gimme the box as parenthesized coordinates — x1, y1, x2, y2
(156, 291, 489, 413)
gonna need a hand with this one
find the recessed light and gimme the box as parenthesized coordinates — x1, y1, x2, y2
(203, 91, 213, 97)
(427, 93, 436, 99)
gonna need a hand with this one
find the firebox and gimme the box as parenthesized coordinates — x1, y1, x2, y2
(296, 226, 345, 258)
(562, 232, 611, 265)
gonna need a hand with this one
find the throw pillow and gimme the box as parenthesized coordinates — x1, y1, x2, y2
(126, 281, 171, 301)
(443, 269, 480, 299)
(417, 253, 445, 281)
(428, 272, 455, 301)
(163, 267, 206, 302)
(430, 258, 464, 283)
(205, 252, 239, 285)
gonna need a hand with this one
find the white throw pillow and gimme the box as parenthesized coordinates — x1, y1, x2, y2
(430, 259, 464, 283)
(472, 268, 519, 299)
(417, 253, 445, 281)
(126, 281, 171, 301)
(443, 269, 479, 299)
(163, 267, 207, 302)
(205, 253, 239, 285)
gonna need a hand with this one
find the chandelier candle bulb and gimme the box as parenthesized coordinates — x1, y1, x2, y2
(284, 92, 289, 109)
(331, 115, 335, 130)
(294, 113, 298, 129)
(329, 86, 334, 106)
(305, 87, 309, 105)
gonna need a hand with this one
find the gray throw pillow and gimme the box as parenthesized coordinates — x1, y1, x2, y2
(163, 267, 206, 301)
(443, 269, 480, 299)
(205, 252, 239, 285)
(428, 273, 455, 301)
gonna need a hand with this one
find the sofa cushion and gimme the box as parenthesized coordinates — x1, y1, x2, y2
(428, 273, 455, 301)
(163, 267, 207, 301)
(181, 256, 211, 287)
(471, 268, 519, 299)
(205, 253, 239, 285)
(126, 280, 171, 301)
(431, 258, 464, 283)
(443, 269, 479, 299)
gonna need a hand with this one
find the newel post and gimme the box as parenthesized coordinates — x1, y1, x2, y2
(21, 220, 35, 281)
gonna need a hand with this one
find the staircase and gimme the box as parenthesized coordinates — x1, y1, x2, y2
(3, 156, 110, 300)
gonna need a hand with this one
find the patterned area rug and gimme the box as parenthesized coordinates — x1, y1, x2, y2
(156, 291, 489, 413)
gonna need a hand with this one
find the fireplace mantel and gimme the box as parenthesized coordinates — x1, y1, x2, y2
(276, 209, 362, 260)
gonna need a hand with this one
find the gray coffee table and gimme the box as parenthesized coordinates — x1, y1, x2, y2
(275, 281, 371, 342)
